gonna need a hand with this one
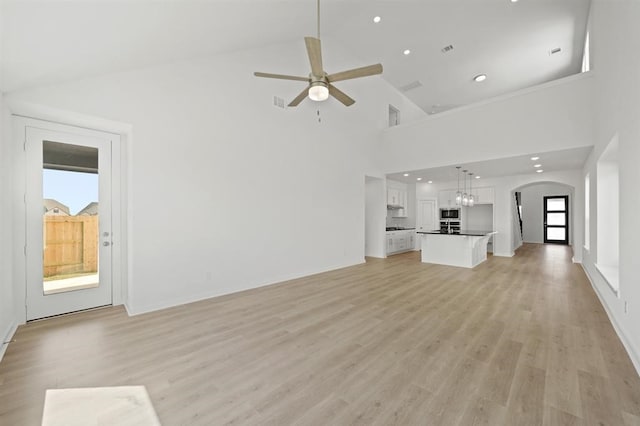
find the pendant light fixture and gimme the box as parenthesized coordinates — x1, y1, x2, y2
(461, 169, 469, 206)
(468, 172, 475, 207)
(455, 166, 463, 205)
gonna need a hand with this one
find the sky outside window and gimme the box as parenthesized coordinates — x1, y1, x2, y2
(43, 169, 98, 215)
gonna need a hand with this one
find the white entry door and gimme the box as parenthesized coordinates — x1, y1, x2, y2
(416, 199, 437, 248)
(25, 126, 113, 320)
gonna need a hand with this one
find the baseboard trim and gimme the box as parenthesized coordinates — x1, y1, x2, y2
(0, 321, 18, 363)
(126, 260, 365, 316)
(493, 251, 514, 257)
(581, 263, 640, 377)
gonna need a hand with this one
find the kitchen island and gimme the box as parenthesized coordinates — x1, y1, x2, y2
(417, 230, 497, 268)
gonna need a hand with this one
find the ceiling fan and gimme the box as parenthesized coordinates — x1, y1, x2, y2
(254, 0, 383, 107)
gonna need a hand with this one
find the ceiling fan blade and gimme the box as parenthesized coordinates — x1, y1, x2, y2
(327, 64, 383, 83)
(328, 84, 355, 107)
(304, 37, 324, 77)
(254, 72, 309, 82)
(288, 87, 310, 107)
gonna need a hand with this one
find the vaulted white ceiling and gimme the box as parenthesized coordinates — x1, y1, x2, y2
(1, 0, 591, 115)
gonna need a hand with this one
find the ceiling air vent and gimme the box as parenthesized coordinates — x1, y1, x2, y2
(441, 45, 454, 53)
(273, 96, 285, 109)
(400, 80, 423, 92)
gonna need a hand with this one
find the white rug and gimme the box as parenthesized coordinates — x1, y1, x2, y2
(42, 386, 161, 426)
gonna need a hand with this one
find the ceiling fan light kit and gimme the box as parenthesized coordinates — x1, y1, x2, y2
(308, 81, 329, 101)
(254, 0, 382, 107)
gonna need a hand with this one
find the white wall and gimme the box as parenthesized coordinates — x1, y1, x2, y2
(365, 176, 386, 258)
(581, 0, 640, 373)
(0, 92, 16, 358)
(0, 0, 18, 357)
(466, 204, 493, 231)
(416, 170, 582, 260)
(379, 73, 595, 174)
(520, 183, 573, 244)
(5, 40, 422, 315)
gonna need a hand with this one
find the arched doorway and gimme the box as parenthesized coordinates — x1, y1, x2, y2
(511, 181, 575, 249)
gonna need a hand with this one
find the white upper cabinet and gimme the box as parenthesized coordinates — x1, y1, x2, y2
(473, 187, 494, 204)
(388, 186, 408, 217)
(438, 190, 457, 208)
(387, 188, 401, 206)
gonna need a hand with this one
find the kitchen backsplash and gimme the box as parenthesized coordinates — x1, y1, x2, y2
(386, 212, 414, 228)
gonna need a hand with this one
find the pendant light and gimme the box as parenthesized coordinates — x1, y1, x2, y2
(461, 169, 469, 206)
(455, 166, 463, 205)
(468, 172, 475, 207)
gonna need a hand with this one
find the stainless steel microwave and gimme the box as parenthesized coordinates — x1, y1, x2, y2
(440, 208, 461, 220)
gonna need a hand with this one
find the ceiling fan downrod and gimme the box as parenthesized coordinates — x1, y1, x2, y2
(317, 0, 321, 40)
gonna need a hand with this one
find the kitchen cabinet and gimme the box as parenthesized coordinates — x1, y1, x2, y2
(387, 188, 401, 206)
(386, 230, 416, 255)
(438, 190, 457, 208)
(392, 191, 408, 217)
(388, 188, 408, 217)
(473, 187, 494, 204)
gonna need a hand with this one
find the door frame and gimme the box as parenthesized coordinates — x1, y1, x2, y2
(543, 195, 569, 245)
(13, 116, 124, 322)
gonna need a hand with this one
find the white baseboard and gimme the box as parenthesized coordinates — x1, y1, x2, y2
(492, 251, 514, 257)
(581, 264, 640, 377)
(0, 321, 18, 363)
(125, 259, 365, 316)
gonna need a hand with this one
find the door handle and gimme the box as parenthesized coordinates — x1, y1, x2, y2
(102, 241, 111, 247)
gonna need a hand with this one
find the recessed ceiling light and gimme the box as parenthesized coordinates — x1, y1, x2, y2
(417, 177, 422, 181)
(531, 156, 540, 160)
(511, 0, 519, 3)
(403, 173, 409, 177)
(373, 16, 381, 23)
(534, 164, 542, 168)
(428, 180, 433, 184)
(475, 176, 481, 179)
(403, 49, 411, 56)
(473, 74, 487, 82)
(537, 169, 544, 173)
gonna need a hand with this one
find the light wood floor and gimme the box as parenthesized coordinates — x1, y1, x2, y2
(1, 244, 639, 425)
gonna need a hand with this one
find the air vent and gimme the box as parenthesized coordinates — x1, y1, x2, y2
(441, 44, 454, 53)
(273, 96, 285, 108)
(399, 80, 423, 92)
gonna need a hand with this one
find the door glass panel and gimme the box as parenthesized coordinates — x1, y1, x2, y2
(547, 213, 566, 226)
(546, 198, 566, 211)
(546, 227, 566, 241)
(42, 141, 100, 295)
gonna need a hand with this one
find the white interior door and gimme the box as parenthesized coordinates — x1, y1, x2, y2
(417, 199, 437, 247)
(25, 126, 113, 320)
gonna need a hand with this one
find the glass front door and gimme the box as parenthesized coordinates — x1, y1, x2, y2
(543, 195, 569, 245)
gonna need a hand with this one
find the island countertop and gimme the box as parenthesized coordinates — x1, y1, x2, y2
(417, 230, 495, 237)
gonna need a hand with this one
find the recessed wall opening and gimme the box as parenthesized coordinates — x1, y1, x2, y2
(596, 134, 619, 294)
(388, 105, 400, 127)
(582, 31, 590, 72)
(584, 173, 590, 250)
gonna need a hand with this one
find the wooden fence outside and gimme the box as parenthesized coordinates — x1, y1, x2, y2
(43, 216, 98, 278)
